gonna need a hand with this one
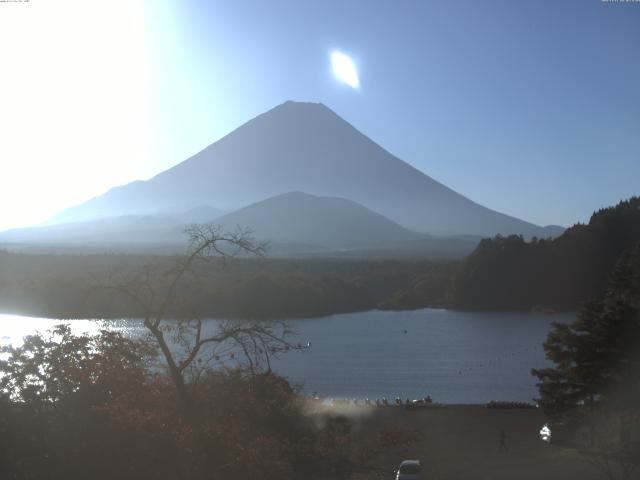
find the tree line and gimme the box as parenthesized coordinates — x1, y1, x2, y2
(0, 252, 456, 320)
(453, 197, 640, 311)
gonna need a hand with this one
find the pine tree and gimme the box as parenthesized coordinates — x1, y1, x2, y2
(532, 242, 640, 446)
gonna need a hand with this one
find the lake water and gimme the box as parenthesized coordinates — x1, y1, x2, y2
(0, 309, 574, 404)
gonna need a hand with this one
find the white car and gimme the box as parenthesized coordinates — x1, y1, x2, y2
(394, 459, 422, 480)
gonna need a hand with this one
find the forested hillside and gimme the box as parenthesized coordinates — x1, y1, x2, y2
(0, 254, 455, 319)
(453, 197, 640, 311)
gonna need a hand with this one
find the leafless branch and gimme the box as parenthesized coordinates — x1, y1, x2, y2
(91, 222, 295, 416)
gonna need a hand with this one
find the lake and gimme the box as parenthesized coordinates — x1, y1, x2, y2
(0, 309, 573, 404)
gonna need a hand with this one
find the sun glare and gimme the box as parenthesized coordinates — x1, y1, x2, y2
(331, 51, 360, 89)
(0, 1, 150, 231)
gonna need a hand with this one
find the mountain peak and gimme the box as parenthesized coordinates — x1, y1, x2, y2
(279, 100, 327, 109)
(44, 101, 557, 238)
(213, 190, 420, 250)
(263, 100, 335, 120)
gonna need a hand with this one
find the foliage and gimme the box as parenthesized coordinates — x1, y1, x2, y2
(0, 253, 457, 319)
(532, 241, 640, 449)
(0, 327, 179, 480)
(0, 327, 355, 480)
(0, 324, 155, 406)
(453, 197, 640, 310)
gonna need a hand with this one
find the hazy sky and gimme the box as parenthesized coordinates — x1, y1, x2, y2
(1, 0, 638, 231)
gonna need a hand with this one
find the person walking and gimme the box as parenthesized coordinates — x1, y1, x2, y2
(499, 429, 508, 452)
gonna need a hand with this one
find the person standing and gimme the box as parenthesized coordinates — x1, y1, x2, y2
(499, 429, 508, 452)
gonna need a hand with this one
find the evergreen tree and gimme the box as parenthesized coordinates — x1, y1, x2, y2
(454, 197, 640, 310)
(532, 242, 640, 446)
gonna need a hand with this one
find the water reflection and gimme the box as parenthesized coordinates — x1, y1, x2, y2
(0, 309, 574, 403)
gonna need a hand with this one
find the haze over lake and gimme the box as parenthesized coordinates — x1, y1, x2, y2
(0, 309, 573, 404)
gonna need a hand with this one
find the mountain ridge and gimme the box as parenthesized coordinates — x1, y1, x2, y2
(211, 190, 421, 250)
(0, 191, 481, 258)
(45, 101, 561, 237)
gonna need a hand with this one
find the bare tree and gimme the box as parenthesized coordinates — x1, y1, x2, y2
(97, 223, 301, 416)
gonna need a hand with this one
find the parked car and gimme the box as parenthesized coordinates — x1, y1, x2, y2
(539, 423, 551, 443)
(394, 459, 422, 480)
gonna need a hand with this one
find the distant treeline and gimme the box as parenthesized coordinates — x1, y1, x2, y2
(4, 198, 637, 319)
(452, 197, 640, 311)
(0, 254, 457, 319)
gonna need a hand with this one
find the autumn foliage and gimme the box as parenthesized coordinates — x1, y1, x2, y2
(0, 327, 353, 479)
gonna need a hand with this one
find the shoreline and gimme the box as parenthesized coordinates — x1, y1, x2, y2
(0, 305, 577, 322)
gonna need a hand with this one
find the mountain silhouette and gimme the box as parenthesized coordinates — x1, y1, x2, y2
(213, 191, 421, 250)
(0, 192, 480, 258)
(0, 206, 221, 246)
(48, 101, 561, 237)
